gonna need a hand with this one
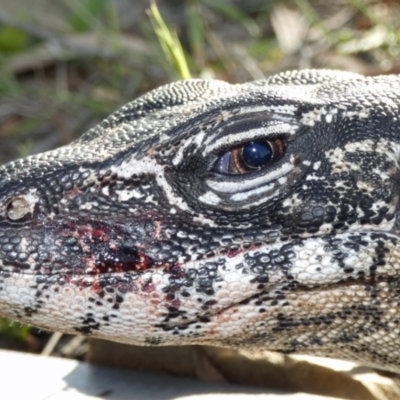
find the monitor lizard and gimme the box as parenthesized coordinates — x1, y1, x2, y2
(0, 69, 400, 373)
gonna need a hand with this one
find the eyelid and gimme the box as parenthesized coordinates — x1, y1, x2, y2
(203, 121, 297, 156)
(207, 162, 294, 193)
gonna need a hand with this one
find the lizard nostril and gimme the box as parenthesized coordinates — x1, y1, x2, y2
(6, 196, 32, 221)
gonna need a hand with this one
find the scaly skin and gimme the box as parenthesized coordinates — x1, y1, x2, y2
(1, 70, 400, 372)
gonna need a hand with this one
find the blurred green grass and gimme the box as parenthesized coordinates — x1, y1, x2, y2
(0, 0, 400, 353)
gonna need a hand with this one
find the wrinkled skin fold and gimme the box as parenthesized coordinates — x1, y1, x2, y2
(1, 70, 400, 372)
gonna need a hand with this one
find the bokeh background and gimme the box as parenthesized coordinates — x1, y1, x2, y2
(1, 0, 400, 387)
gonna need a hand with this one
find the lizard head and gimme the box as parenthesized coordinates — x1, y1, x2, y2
(1, 70, 400, 371)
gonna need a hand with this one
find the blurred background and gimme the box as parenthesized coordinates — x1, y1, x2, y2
(0, 0, 400, 361)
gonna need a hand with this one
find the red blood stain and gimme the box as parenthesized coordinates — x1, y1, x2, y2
(227, 249, 241, 258)
(170, 299, 181, 307)
(150, 297, 161, 306)
(141, 282, 155, 293)
(167, 264, 185, 278)
(116, 282, 135, 294)
(65, 187, 80, 199)
(91, 281, 103, 295)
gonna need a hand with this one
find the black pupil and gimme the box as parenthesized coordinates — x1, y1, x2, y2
(242, 141, 273, 168)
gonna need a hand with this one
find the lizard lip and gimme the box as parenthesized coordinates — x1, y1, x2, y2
(0, 217, 169, 276)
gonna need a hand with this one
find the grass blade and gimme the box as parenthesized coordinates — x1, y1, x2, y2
(147, 1, 191, 79)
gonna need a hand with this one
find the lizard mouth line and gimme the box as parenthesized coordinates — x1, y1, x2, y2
(0, 228, 398, 276)
(0, 225, 399, 287)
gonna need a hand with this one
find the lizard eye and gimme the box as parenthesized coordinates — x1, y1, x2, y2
(215, 138, 285, 174)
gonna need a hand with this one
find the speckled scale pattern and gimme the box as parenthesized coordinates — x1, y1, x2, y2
(1, 69, 400, 372)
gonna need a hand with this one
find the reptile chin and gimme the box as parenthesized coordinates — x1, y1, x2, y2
(1, 70, 400, 372)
